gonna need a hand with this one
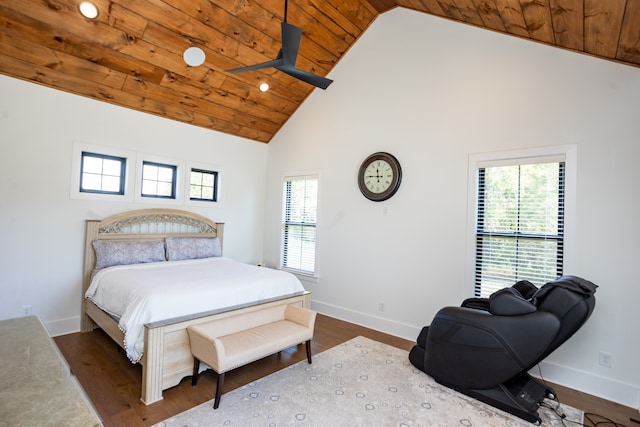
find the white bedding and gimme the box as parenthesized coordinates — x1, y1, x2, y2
(85, 257, 305, 363)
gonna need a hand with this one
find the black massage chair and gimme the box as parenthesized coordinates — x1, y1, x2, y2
(409, 276, 597, 424)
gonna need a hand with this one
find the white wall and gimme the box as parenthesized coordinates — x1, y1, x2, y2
(1, 6, 639, 410)
(0, 75, 268, 335)
(264, 9, 640, 408)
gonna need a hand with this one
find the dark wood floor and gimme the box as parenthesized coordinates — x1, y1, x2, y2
(54, 313, 638, 427)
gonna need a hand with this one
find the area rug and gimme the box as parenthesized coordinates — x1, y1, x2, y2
(154, 336, 582, 426)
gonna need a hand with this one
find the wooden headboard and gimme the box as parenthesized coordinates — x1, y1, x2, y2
(82, 208, 224, 310)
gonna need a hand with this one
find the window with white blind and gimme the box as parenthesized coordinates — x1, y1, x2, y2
(281, 176, 318, 276)
(474, 157, 566, 298)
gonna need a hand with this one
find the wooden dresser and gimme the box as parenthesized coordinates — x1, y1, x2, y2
(0, 315, 102, 426)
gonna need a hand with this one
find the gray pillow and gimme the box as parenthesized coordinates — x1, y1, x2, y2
(165, 237, 221, 261)
(93, 240, 166, 269)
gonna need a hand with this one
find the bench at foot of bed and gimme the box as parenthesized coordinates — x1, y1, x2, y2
(187, 304, 316, 409)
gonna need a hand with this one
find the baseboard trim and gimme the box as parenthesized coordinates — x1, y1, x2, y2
(311, 300, 420, 342)
(533, 360, 640, 410)
(312, 299, 640, 410)
(45, 316, 81, 337)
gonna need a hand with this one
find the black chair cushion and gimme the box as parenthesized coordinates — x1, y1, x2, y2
(488, 288, 537, 316)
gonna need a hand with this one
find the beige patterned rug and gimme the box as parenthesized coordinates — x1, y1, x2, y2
(154, 336, 582, 426)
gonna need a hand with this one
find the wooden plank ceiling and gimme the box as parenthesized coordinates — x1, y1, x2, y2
(1, 0, 639, 143)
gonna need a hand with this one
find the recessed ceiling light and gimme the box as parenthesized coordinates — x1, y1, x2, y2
(78, 1, 99, 19)
(259, 82, 270, 92)
(183, 47, 206, 67)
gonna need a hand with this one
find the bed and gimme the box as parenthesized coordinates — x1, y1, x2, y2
(80, 208, 311, 405)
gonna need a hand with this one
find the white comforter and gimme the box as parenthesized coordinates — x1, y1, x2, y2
(85, 257, 305, 363)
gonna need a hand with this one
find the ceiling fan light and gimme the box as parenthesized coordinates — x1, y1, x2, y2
(183, 47, 206, 67)
(259, 83, 270, 92)
(78, 1, 99, 19)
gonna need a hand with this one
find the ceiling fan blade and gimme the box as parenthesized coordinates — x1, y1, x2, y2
(280, 22, 302, 66)
(277, 66, 333, 90)
(226, 57, 284, 74)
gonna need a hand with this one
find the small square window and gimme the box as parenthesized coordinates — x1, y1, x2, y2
(190, 168, 218, 202)
(80, 151, 126, 195)
(141, 161, 177, 199)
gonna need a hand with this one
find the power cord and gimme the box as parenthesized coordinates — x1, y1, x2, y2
(540, 398, 583, 426)
(534, 365, 629, 427)
(540, 397, 628, 427)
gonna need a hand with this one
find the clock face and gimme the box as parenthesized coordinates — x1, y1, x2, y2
(363, 160, 394, 194)
(358, 152, 402, 202)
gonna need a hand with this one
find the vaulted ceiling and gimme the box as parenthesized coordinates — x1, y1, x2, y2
(1, 0, 639, 143)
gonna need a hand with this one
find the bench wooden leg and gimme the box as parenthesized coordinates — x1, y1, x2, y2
(213, 372, 225, 409)
(305, 340, 312, 364)
(192, 358, 200, 386)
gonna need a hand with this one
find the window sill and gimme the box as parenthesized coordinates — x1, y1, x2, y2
(280, 268, 319, 284)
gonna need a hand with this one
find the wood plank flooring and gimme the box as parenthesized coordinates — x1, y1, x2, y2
(54, 314, 639, 426)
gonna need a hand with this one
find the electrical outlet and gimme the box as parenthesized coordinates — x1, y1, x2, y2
(22, 305, 32, 316)
(598, 351, 612, 368)
(378, 302, 385, 312)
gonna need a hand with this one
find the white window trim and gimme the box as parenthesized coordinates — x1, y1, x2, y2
(465, 144, 577, 295)
(71, 142, 227, 209)
(70, 141, 135, 202)
(279, 171, 321, 281)
(184, 160, 223, 208)
(134, 153, 184, 205)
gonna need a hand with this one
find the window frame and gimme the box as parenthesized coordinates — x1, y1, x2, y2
(184, 161, 223, 207)
(189, 168, 218, 202)
(79, 151, 127, 195)
(140, 160, 178, 199)
(465, 145, 577, 297)
(70, 142, 135, 202)
(280, 174, 319, 279)
(133, 154, 184, 205)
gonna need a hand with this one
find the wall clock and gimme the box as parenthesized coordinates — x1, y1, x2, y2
(358, 152, 402, 202)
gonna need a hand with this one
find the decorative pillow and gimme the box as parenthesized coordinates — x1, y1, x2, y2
(93, 240, 166, 269)
(165, 237, 222, 261)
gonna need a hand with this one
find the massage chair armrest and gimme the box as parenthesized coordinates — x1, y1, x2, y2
(423, 307, 560, 389)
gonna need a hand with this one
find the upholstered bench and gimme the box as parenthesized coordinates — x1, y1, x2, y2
(187, 304, 316, 409)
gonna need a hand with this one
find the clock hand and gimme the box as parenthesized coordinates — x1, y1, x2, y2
(373, 169, 383, 181)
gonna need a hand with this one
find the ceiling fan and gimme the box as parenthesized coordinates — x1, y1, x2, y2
(226, 0, 333, 90)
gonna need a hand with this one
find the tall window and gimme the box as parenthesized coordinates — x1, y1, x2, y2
(80, 151, 126, 195)
(281, 176, 318, 275)
(141, 161, 177, 199)
(474, 159, 565, 297)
